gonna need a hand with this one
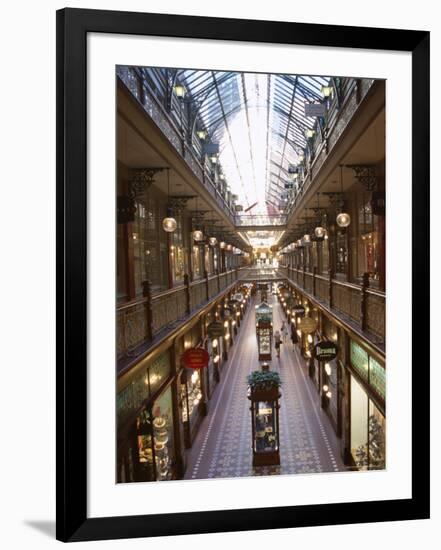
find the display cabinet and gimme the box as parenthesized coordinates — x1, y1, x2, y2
(247, 371, 281, 467)
(255, 302, 273, 361)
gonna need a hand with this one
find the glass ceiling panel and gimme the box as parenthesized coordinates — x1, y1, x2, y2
(179, 69, 330, 216)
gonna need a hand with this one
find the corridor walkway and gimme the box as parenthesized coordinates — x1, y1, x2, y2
(184, 292, 347, 480)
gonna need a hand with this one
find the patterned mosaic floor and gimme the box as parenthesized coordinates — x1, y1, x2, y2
(184, 294, 347, 480)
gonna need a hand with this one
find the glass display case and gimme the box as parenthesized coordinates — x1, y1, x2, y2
(254, 401, 278, 453)
(248, 380, 281, 467)
(255, 301, 273, 361)
(256, 323, 272, 361)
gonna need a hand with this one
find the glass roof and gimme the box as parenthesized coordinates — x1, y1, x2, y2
(179, 70, 330, 215)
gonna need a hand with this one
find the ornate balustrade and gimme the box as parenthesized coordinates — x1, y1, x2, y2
(117, 270, 239, 360)
(332, 280, 362, 323)
(117, 67, 236, 223)
(277, 266, 385, 347)
(315, 274, 329, 303)
(304, 271, 314, 294)
(365, 289, 386, 340)
(285, 78, 376, 221)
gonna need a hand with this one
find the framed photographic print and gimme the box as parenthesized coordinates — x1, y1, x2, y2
(56, 8, 430, 542)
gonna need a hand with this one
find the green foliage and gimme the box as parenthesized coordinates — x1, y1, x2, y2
(247, 370, 282, 390)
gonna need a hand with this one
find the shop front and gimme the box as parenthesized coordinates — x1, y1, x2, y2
(117, 350, 178, 483)
(177, 325, 206, 448)
(348, 340, 386, 470)
(318, 316, 342, 433)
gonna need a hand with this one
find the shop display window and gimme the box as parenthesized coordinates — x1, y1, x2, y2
(117, 352, 171, 429)
(171, 213, 186, 282)
(350, 340, 369, 382)
(136, 409, 155, 481)
(132, 198, 170, 295)
(152, 387, 176, 481)
(350, 375, 386, 470)
(181, 369, 202, 423)
(350, 340, 385, 402)
(116, 222, 127, 302)
(357, 194, 381, 285)
(192, 245, 203, 278)
(335, 230, 348, 276)
(319, 239, 329, 274)
(148, 353, 172, 396)
(204, 245, 211, 274)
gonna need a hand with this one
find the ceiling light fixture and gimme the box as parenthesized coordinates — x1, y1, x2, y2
(336, 165, 351, 228)
(162, 168, 177, 233)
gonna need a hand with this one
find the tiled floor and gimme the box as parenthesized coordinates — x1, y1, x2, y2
(184, 293, 347, 480)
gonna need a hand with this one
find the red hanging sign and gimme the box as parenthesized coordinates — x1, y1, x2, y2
(182, 348, 209, 369)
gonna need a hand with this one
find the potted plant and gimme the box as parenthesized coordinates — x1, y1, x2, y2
(247, 370, 282, 401)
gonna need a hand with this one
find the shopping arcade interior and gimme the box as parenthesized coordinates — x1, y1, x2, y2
(116, 66, 386, 483)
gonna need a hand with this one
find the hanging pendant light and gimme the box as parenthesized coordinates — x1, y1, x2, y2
(314, 192, 326, 239)
(336, 165, 351, 228)
(219, 241, 226, 249)
(209, 236, 217, 246)
(192, 197, 204, 242)
(162, 168, 177, 233)
(193, 229, 204, 242)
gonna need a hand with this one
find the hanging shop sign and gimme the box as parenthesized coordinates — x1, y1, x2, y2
(233, 293, 244, 302)
(291, 305, 306, 317)
(304, 102, 326, 117)
(298, 317, 317, 333)
(314, 341, 339, 361)
(182, 348, 209, 369)
(207, 321, 224, 338)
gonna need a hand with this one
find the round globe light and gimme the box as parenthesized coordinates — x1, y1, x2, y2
(162, 217, 177, 232)
(315, 226, 326, 238)
(192, 229, 204, 242)
(208, 237, 217, 246)
(336, 212, 351, 228)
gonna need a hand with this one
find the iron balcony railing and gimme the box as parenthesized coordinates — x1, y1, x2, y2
(117, 66, 237, 223)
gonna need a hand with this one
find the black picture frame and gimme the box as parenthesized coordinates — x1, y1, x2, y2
(56, 8, 430, 542)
